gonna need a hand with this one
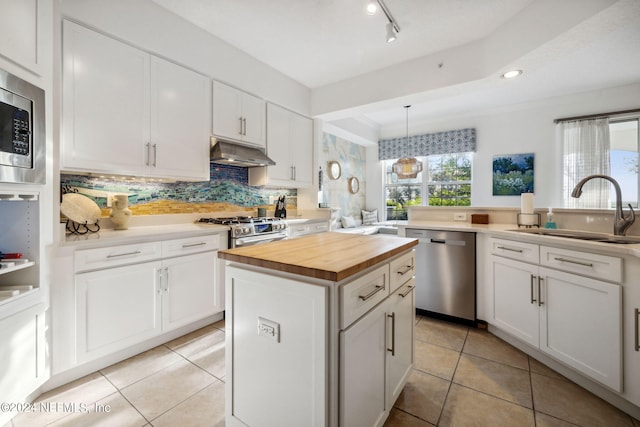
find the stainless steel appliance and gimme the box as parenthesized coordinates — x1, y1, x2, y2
(210, 139, 275, 167)
(0, 67, 45, 184)
(198, 217, 288, 247)
(405, 229, 476, 324)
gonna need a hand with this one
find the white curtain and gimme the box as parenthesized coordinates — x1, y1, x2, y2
(560, 118, 611, 208)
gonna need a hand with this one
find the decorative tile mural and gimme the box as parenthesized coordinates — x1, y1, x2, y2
(319, 133, 367, 221)
(61, 164, 297, 216)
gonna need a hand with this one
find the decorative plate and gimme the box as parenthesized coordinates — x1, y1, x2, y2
(60, 193, 102, 224)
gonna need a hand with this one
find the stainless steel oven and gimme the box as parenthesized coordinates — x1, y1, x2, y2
(197, 217, 288, 248)
(0, 67, 45, 184)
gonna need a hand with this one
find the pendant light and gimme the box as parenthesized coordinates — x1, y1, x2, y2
(392, 105, 423, 179)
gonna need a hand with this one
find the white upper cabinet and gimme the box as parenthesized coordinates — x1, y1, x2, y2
(249, 103, 313, 188)
(62, 20, 149, 176)
(0, 0, 40, 73)
(212, 81, 265, 148)
(149, 57, 211, 180)
(61, 20, 211, 181)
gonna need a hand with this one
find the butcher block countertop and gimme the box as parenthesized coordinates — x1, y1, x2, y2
(218, 232, 418, 282)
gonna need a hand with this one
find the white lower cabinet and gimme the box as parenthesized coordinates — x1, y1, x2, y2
(539, 267, 621, 390)
(340, 300, 387, 427)
(74, 235, 221, 364)
(75, 261, 162, 363)
(161, 251, 218, 331)
(226, 249, 415, 427)
(0, 303, 47, 419)
(489, 238, 622, 391)
(385, 281, 415, 408)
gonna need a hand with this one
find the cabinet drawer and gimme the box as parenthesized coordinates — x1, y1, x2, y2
(389, 250, 415, 293)
(162, 235, 220, 257)
(340, 264, 389, 329)
(309, 222, 329, 234)
(490, 238, 539, 264)
(540, 246, 622, 283)
(75, 242, 162, 272)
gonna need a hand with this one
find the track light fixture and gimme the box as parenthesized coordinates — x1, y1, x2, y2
(367, 0, 400, 43)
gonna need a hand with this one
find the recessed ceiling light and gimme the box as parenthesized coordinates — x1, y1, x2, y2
(366, 1, 378, 15)
(501, 70, 523, 79)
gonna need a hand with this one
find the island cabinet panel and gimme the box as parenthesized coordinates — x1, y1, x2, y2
(226, 266, 327, 427)
(222, 234, 417, 427)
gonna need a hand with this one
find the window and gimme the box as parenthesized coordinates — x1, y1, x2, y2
(384, 153, 472, 220)
(609, 119, 639, 208)
(561, 117, 639, 208)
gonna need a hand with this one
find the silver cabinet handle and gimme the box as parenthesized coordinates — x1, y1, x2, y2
(242, 117, 247, 135)
(553, 257, 593, 267)
(164, 267, 169, 292)
(156, 268, 163, 294)
(635, 308, 639, 352)
(387, 312, 396, 356)
(530, 274, 537, 304)
(239, 117, 243, 135)
(399, 285, 414, 298)
(397, 265, 413, 276)
(182, 242, 207, 248)
(151, 143, 157, 167)
(538, 277, 544, 306)
(145, 142, 151, 166)
(359, 285, 384, 301)
(497, 245, 523, 253)
(107, 250, 142, 258)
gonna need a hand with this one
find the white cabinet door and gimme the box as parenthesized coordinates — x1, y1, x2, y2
(491, 255, 539, 347)
(340, 301, 387, 427)
(623, 258, 640, 406)
(291, 111, 313, 187)
(241, 90, 266, 147)
(150, 57, 211, 181)
(75, 261, 162, 363)
(264, 102, 292, 183)
(162, 251, 218, 331)
(62, 20, 149, 175)
(212, 81, 243, 143)
(0, 0, 39, 72)
(539, 267, 622, 391)
(0, 303, 46, 420)
(386, 280, 415, 409)
(250, 103, 313, 188)
(212, 81, 265, 147)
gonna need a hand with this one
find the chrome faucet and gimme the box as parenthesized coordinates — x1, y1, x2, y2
(571, 174, 636, 235)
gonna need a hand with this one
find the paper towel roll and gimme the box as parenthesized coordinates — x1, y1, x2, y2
(521, 193, 534, 214)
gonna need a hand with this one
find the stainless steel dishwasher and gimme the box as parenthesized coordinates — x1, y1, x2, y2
(405, 229, 476, 323)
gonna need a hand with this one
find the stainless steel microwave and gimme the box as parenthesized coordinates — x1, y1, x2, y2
(0, 67, 45, 184)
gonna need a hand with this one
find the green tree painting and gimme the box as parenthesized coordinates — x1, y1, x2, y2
(492, 153, 534, 195)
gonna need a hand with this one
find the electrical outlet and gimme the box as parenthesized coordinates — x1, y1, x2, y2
(453, 213, 467, 221)
(258, 317, 280, 342)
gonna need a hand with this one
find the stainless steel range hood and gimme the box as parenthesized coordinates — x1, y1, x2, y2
(210, 139, 275, 167)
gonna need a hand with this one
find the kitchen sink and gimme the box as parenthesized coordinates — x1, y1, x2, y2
(507, 228, 640, 244)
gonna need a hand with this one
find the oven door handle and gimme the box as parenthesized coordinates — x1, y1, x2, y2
(234, 234, 288, 247)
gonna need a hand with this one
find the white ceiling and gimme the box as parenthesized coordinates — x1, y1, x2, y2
(151, 0, 640, 134)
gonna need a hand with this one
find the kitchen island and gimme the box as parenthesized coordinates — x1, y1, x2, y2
(219, 232, 418, 427)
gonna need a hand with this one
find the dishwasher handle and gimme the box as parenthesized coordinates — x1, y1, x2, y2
(427, 238, 467, 247)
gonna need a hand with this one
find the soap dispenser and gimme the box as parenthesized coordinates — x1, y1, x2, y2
(544, 207, 557, 229)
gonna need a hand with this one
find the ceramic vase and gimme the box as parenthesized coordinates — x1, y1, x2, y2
(110, 195, 132, 230)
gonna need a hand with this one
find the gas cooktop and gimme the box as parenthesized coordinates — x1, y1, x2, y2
(197, 216, 284, 225)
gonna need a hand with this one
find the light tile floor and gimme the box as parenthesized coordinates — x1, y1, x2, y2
(4, 316, 640, 426)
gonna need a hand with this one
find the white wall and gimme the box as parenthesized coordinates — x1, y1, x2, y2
(366, 83, 640, 213)
(61, 0, 311, 115)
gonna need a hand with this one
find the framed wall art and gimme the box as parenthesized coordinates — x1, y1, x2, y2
(492, 153, 534, 195)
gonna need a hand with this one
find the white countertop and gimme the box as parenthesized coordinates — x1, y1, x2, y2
(62, 223, 229, 248)
(399, 221, 640, 258)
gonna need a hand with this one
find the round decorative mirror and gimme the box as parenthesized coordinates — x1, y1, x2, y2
(348, 177, 360, 194)
(327, 161, 341, 180)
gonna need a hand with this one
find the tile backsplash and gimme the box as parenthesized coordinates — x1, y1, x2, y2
(60, 164, 297, 217)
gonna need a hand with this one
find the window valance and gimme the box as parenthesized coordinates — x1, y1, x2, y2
(378, 128, 476, 160)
